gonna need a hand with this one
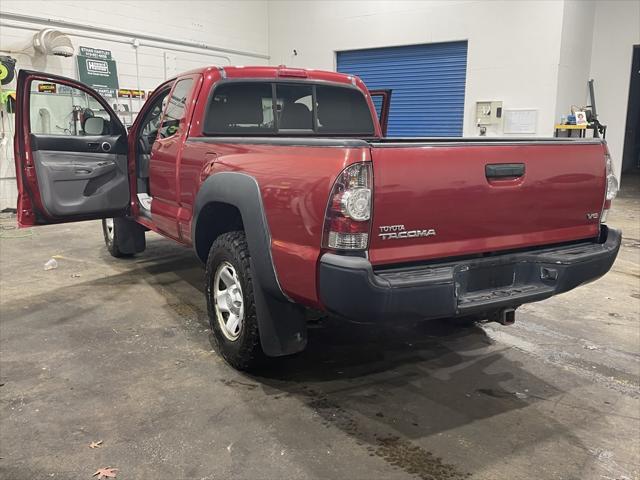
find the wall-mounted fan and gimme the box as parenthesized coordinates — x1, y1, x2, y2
(33, 29, 74, 58)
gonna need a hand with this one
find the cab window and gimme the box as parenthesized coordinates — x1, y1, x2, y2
(140, 90, 171, 147)
(29, 80, 113, 136)
(205, 83, 274, 134)
(159, 78, 193, 138)
(203, 81, 374, 136)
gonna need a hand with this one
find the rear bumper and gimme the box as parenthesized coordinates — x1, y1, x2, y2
(318, 226, 621, 322)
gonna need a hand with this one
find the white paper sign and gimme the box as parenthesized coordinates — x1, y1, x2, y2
(503, 109, 538, 134)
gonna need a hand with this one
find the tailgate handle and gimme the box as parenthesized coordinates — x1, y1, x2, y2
(485, 163, 525, 179)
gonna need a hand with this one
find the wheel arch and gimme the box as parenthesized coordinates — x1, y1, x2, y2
(192, 172, 281, 298)
(194, 201, 244, 264)
(192, 172, 307, 357)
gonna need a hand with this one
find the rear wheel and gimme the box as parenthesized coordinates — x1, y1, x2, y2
(102, 217, 146, 258)
(205, 231, 264, 371)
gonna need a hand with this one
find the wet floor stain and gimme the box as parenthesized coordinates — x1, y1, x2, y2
(166, 301, 206, 325)
(475, 387, 518, 400)
(300, 386, 471, 480)
(220, 378, 259, 390)
(372, 435, 471, 480)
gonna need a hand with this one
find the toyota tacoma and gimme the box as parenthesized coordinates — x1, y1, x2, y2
(13, 66, 621, 370)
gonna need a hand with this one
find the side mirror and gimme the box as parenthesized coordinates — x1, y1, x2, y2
(83, 116, 105, 135)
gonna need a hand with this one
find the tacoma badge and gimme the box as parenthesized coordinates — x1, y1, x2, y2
(378, 225, 436, 240)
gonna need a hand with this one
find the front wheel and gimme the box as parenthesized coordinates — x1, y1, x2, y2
(102, 217, 146, 258)
(205, 231, 265, 371)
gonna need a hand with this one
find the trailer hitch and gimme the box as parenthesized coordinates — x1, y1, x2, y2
(490, 308, 516, 326)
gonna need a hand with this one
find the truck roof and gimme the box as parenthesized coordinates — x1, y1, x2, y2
(179, 65, 358, 86)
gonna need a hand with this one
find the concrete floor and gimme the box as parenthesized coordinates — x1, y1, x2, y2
(1, 182, 639, 480)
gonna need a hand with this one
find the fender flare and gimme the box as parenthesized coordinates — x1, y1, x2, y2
(192, 172, 307, 357)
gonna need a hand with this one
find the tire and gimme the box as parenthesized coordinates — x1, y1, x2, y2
(102, 217, 146, 258)
(205, 231, 265, 371)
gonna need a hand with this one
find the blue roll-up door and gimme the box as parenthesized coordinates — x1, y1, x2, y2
(337, 41, 468, 137)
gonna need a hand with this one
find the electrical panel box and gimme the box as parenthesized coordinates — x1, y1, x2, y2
(476, 101, 503, 126)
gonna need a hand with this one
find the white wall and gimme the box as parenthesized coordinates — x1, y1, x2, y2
(555, 0, 595, 122)
(268, 0, 565, 138)
(589, 0, 640, 180)
(0, 0, 270, 209)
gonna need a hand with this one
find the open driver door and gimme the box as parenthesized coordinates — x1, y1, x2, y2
(14, 70, 130, 227)
(368, 89, 392, 136)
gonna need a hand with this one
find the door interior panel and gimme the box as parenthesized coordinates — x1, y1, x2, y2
(30, 134, 129, 217)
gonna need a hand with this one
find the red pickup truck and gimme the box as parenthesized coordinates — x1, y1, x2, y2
(14, 66, 621, 370)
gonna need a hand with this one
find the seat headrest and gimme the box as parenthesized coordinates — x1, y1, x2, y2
(279, 102, 312, 129)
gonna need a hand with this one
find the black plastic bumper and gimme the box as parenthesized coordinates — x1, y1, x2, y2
(318, 227, 621, 322)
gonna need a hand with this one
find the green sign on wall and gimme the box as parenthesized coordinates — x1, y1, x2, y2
(77, 46, 119, 98)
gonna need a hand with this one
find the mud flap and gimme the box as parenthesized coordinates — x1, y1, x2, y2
(114, 217, 146, 255)
(251, 261, 307, 357)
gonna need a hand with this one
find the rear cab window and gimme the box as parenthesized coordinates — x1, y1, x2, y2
(203, 81, 374, 136)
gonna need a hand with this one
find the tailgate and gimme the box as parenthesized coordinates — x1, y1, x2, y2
(368, 141, 607, 266)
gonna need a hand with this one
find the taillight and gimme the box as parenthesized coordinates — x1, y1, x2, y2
(605, 153, 618, 201)
(322, 162, 372, 250)
(601, 151, 618, 223)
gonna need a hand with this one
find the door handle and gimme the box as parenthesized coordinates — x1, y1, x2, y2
(485, 163, 525, 179)
(87, 142, 112, 152)
(74, 160, 115, 177)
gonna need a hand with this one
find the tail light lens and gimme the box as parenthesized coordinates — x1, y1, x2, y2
(601, 152, 618, 223)
(322, 162, 372, 250)
(605, 154, 618, 201)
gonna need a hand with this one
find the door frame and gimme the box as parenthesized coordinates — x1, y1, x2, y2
(125, 78, 175, 220)
(369, 89, 392, 136)
(622, 45, 640, 174)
